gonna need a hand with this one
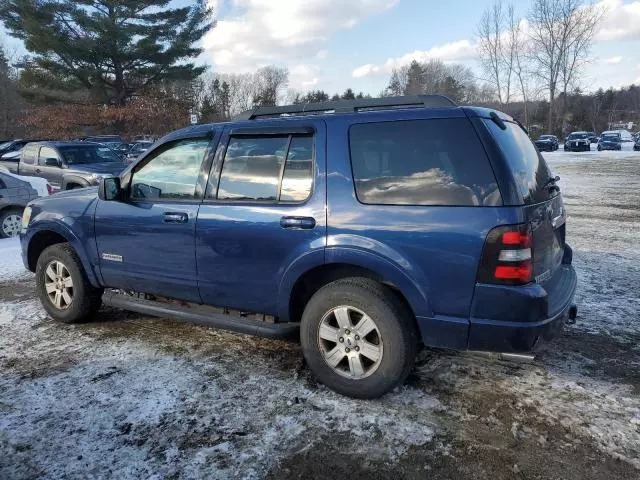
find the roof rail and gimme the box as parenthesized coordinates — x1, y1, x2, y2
(235, 94, 457, 120)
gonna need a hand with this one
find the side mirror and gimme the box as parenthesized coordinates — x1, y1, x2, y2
(98, 176, 122, 201)
(44, 157, 59, 167)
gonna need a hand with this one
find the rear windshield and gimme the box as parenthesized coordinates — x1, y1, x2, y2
(567, 132, 588, 140)
(349, 118, 501, 207)
(601, 133, 620, 140)
(483, 119, 553, 205)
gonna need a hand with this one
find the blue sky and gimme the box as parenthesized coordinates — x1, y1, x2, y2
(2, 0, 639, 96)
(202, 0, 640, 95)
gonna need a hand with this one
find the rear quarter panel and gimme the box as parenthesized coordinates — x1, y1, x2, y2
(325, 110, 521, 324)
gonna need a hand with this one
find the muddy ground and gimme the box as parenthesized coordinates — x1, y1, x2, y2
(1, 152, 639, 479)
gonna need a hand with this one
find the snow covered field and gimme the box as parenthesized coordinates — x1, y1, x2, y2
(1, 151, 639, 479)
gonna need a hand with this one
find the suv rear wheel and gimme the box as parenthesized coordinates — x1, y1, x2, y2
(300, 277, 417, 398)
(35, 243, 103, 323)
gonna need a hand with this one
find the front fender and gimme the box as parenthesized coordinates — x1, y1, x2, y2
(22, 216, 102, 288)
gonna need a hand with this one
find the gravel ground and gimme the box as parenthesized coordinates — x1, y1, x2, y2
(1, 151, 639, 479)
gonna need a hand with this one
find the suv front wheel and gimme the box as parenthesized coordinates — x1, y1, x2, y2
(35, 243, 103, 323)
(300, 277, 417, 398)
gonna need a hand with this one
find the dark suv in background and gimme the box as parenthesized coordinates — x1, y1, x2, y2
(564, 131, 591, 151)
(21, 96, 577, 398)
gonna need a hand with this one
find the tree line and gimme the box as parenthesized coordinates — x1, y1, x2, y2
(0, 0, 637, 140)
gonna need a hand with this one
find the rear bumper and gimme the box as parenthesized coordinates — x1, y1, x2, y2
(467, 251, 577, 353)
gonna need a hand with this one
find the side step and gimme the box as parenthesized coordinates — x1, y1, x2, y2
(102, 291, 300, 341)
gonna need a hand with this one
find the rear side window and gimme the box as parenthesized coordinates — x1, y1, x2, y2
(483, 119, 553, 204)
(215, 135, 314, 202)
(349, 118, 501, 206)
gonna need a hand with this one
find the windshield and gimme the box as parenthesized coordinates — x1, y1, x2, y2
(0, 141, 12, 150)
(484, 119, 554, 204)
(567, 133, 588, 140)
(59, 146, 121, 164)
(539, 135, 553, 140)
(601, 133, 620, 141)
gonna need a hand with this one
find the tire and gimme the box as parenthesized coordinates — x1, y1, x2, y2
(35, 243, 103, 324)
(597, 145, 602, 151)
(300, 277, 418, 399)
(0, 207, 23, 238)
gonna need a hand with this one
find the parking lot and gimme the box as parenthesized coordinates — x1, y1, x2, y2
(1, 150, 639, 479)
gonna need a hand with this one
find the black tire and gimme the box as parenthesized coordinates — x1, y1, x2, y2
(0, 207, 23, 238)
(35, 243, 103, 324)
(300, 277, 418, 399)
(597, 145, 602, 151)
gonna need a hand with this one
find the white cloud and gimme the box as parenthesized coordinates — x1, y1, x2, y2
(352, 40, 476, 78)
(596, 0, 640, 41)
(204, 0, 399, 86)
(604, 56, 624, 64)
(290, 64, 321, 87)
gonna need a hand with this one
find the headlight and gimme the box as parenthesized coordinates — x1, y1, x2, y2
(88, 173, 110, 182)
(21, 206, 32, 231)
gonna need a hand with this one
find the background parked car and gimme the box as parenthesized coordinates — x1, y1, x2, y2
(0, 169, 51, 238)
(634, 135, 640, 151)
(586, 131, 598, 143)
(125, 141, 154, 162)
(16, 141, 126, 190)
(564, 131, 591, 151)
(598, 131, 623, 151)
(534, 134, 559, 151)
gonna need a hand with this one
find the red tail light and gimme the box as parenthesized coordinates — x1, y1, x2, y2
(477, 224, 533, 285)
(46, 183, 54, 195)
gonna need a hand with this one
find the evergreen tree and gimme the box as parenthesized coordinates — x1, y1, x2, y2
(0, 0, 214, 105)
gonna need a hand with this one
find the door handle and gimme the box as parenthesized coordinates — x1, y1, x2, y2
(163, 212, 189, 224)
(35, 168, 41, 173)
(280, 216, 316, 230)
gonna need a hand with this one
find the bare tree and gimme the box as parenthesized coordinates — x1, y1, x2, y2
(528, 0, 602, 133)
(476, 0, 513, 106)
(507, 5, 534, 128)
(253, 66, 289, 106)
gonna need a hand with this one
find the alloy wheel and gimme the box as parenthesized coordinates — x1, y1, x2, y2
(317, 305, 384, 379)
(44, 260, 74, 310)
(1, 214, 22, 237)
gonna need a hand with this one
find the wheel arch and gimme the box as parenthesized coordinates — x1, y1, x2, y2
(278, 248, 431, 323)
(26, 222, 101, 287)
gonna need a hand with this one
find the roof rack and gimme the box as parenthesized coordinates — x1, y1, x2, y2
(235, 94, 457, 121)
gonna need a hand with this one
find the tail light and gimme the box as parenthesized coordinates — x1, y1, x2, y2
(477, 224, 533, 285)
(46, 183, 54, 195)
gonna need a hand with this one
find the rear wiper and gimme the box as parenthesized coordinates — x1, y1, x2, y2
(544, 175, 561, 193)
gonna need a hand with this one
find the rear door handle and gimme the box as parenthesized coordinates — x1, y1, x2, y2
(163, 212, 189, 224)
(280, 216, 316, 230)
(35, 168, 41, 173)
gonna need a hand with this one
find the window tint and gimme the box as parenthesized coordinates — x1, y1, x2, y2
(131, 139, 209, 201)
(280, 135, 313, 202)
(38, 146, 60, 165)
(0, 177, 6, 189)
(215, 135, 314, 202)
(483, 119, 553, 204)
(349, 118, 500, 206)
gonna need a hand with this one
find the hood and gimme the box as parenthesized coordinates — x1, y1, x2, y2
(1, 150, 21, 160)
(65, 162, 125, 175)
(600, 139, 620, 144)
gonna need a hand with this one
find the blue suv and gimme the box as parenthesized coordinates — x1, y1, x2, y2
(20, 96, 577, 398)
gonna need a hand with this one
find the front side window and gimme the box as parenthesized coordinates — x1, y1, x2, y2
(38, 146, 60, 165)
(130, 139, 210, 201)
(349, 118, 500, 206)
(215, 134, 314, 202)
(21, 144, 38, 165)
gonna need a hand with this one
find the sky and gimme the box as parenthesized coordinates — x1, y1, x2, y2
(1, 0, 638, 97)
(202, 0, 640, 95)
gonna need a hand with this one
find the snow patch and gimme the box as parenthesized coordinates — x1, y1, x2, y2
(0, 237, 30, 281)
